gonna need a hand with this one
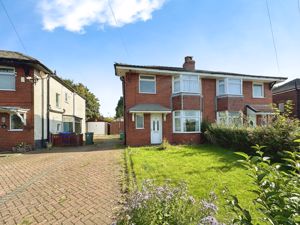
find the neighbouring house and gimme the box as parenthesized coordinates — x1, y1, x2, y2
(0, 50, 86, 151)
(114, 56, 287, 146)
(272, 79, 300, 119)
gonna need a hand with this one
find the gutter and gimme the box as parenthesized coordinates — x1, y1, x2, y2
(47, 76, 50, 142)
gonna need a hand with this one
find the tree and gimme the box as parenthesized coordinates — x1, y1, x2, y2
(63, 79, 100, 121)
(115, 96, 124, 118)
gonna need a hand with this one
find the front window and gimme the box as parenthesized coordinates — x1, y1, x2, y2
(217, 78, 242, 96)
(173, 110, 201, 133)
(253, 83, 264, 98)
(217, 111, 243, 126)
(10, 114, 24, 130)
(75, 118, 82, 133)
(139, 75, 156, 94)
(173, 74, 200, 94)
(135, 114, 144, 129)
(0, 67, 15, 91)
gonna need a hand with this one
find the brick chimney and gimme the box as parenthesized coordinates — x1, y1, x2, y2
(183, 56, 195, 71)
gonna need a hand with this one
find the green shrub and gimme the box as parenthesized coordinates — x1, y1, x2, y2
(158, 138, 171, 150)
(205, 102, 300, 158)
(116, 180, 223, 225)
(227, 143, 300, 225)
(205, 124, 252, 153)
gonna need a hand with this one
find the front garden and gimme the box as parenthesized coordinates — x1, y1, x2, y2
(118, 103, 299, 224)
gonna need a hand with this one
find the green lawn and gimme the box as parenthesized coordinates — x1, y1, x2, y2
(125, 144, 259, 223)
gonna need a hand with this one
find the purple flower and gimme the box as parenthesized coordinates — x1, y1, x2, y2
(199, 216, 219, 225)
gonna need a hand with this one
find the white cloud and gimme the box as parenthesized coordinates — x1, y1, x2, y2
(38, 0, 166, 32)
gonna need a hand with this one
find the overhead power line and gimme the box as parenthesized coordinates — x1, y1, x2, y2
(0, 0, 27, 53)
(107, 0, 129, 58)
(265, 0, 280, 74)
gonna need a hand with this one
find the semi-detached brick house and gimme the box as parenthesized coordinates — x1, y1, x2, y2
(272, 79, 300, 119)
(0, 50, 86, 151)
(114, 56, 287, 146)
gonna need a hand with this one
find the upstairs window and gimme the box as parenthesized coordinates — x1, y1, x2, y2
(56, 93, 61, 108)
(139, 75, 156, 94)
(217, 78, 242, 96)
(0, 67, 15, 91)
(173, 74, 200, 94)
(65, 93, 68, 103)
(253, 83, 264, 98)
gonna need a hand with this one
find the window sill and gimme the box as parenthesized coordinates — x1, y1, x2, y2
(173, 131, 201, 134)
(139, 92, 156, 95)
(0, 89, 16, 91)
(172, 92, 202, 96)
(252, 96, 264, 99)
(8, 129, 23, 132)
(217, 94, 244, 98)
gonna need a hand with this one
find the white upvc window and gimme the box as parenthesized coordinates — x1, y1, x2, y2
(10, 113, 25, 131)
(217, 111, 243, 126)
(65, 93, 68, 103)
(173, 110, 201, 133)
(0, 67, 16, 91)
(252, 83, 264, 98)
(135, 113, 144, 129)
(173, 74, 201, 94)
(217, 78, 243, 96)
(139, 75, 156, 94)
(56, 93, 61, 108)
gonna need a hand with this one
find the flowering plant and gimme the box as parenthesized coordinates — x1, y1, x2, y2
(116, 179, 224, 225)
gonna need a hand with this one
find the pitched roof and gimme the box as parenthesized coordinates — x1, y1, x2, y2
(0, 50, 52, 73)
(114, 63, 287, 81)
(273, 79, 300, 94)
(129, 104, 171, 113)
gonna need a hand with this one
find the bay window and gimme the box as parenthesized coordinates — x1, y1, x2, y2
(0, 67, 15, 91)
(217, 78, 242, 96)
(217, 111, 243, 126)
(173, 74, 200, 94)
(253, 83, 264, 98)
(173, 110, 201, 133)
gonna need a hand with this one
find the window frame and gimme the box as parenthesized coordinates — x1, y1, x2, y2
(217, 111, 243, 126)
(56, 93, 61, 108)
(135, 113, 144, 129)
(217, 78, 243, 96)
(139, 75, 156, 94)
(64, 93, 68, 103)
(252, 82, 264, 98)
(172, 110, 201, 133)
(9, 113, 25, 131)
(0, 67, 16, 91)
(172, 74, 201, 94)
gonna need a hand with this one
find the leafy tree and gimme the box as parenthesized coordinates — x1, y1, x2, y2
(63, 79, 100, 121)
(115, 96, 124, 118)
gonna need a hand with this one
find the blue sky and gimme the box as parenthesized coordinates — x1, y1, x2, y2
(1, 0, 299, 116)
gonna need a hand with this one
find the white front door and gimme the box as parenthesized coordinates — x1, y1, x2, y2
(151, 114, 162, 144)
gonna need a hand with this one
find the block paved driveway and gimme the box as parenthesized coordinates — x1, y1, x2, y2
(0, 137, 123, 225)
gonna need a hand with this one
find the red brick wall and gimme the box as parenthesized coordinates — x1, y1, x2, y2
(217, 81, 273, 113)
(110, 121, 124, 135)
(273, 89, 299, 118)
(123, 73, 274, 146)
(0, 66, 34, 151)
(202, 79, 216, 123)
